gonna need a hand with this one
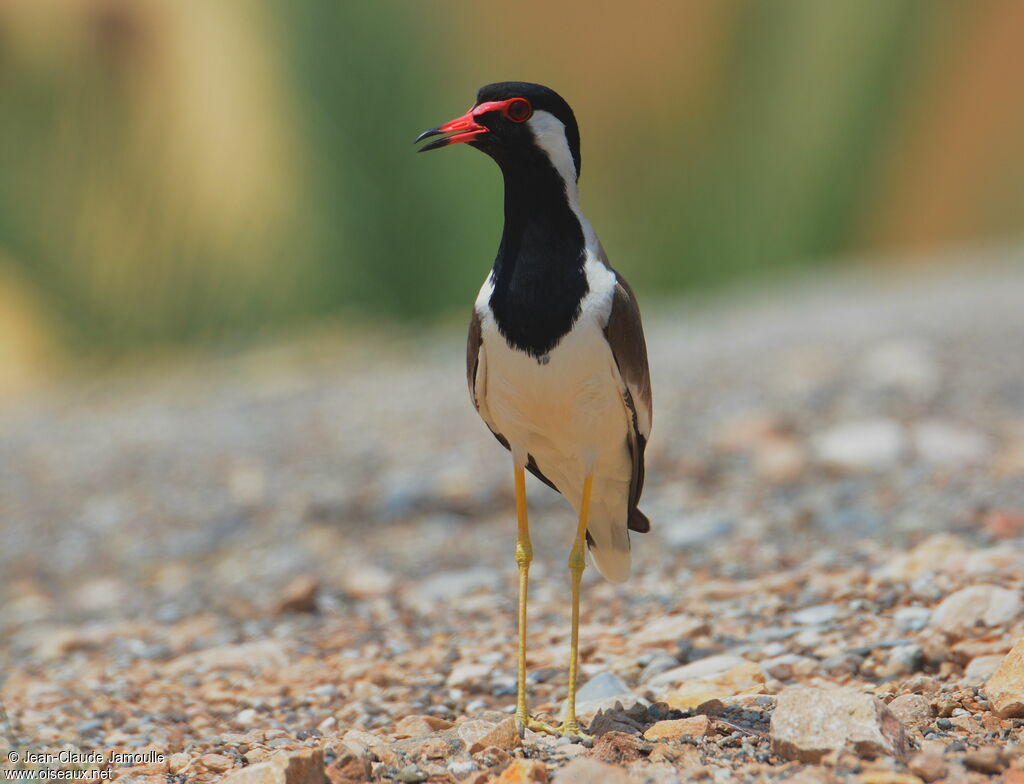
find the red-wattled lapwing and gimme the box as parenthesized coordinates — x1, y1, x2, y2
(416, 82, 652, 739)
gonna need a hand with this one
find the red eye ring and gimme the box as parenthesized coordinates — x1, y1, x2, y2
(504, 98, 532, 123)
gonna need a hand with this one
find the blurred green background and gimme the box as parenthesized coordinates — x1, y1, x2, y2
(2, 0, 1024, 398)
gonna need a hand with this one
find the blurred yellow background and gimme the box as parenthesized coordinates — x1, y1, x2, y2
(2, 0, 1023, 398)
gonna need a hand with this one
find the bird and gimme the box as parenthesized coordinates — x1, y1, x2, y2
(416, 82, 652, 739)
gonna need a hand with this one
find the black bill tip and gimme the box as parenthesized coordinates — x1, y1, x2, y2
(417, 136, 452, 153)
(414, 127, 441, 144)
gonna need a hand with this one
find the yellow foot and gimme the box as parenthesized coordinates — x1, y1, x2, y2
(555, 721, 591, 743)
(515, 714, 591, 742)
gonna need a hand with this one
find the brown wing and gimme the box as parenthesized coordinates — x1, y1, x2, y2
(467, 309, 559, 492)
(599, 251, 653, 534)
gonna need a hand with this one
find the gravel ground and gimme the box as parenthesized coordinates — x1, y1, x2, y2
(3, 261, 1024, 783)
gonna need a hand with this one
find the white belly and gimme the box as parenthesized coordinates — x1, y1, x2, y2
(478, 316, 632, 512)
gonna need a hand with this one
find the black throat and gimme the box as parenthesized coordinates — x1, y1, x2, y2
(488, 152, 589, 359)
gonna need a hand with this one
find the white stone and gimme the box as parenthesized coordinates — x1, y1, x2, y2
(930, 585, 1022, 636)
(813, 419, 906, 471)
(913, 421, 991, 465)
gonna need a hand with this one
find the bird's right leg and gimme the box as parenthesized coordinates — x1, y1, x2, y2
(513, 461, 558, 736)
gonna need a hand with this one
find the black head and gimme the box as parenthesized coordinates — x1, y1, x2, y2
(415, 81, 582, 181)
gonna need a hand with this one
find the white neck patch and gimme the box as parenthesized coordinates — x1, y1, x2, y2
(526, 110, 598, 253)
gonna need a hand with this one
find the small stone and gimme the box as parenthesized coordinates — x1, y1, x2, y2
(339, 565, 395, 600)
(639, 652, 680, 684)
(963, 746, 1006, 774)
(642, 715, 711, 741)
(412, 568, 500, 605)
(877, 535, 964, 582)
(561, 672, 647, 721)
(755, 437, 808, 483)
(632, 614, 708, 647)
(984, 637, 1024, 717)
(326, 753, 373, 784)
(714, 411, 789, 453)
(770, 686, 908, 763)
(552, 758, 629, 784)
(983, 509, 1024, 539)
(813, 419, 906, 471)
(396, 766, 427, 783)
(456, 719, 498, 749)
(466, 716, 519, 754)
(861, 338, 939, 396)
(199, 753, 233, 773)
(490, 759, 548, 783)
(761, 654, 816, 681)
(339, 729, 384, 758)
(588, 731, 641, 765)
(394, 715, 453, 738)
(274, 576, 319, 614)
(964, 653, 1005, 682)
(647, 654, 748, 687)
(907, 740, 946, 782)
(220, 748, 324, 784)
(887, 694, 932, 725)
(446, 662, 493, 689)
(879, 645, 923, 678)
(792, 604, 839, 626)
(165, 640, 289, 676)
(235, 708, 259, 727)
(663, 661, 765, 710)
(167, 753, 191, 774)
(929, 585, 1022, 637)
(445, 757, 478, 777)
(912, 421, 990, 465)
(893, 607, 931, 632)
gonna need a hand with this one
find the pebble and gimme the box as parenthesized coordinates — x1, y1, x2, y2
(813, 419, 906, 471)
(770, 686, 908, 763)
(660, 512, 736, 550)
(638, 652, 680, 684)
(553, 757, 630, 783)
(199, 753, 233, 773)
(412, 568, 501, 605)
(886, 694, 932, 725)
(791, 604, 839, 626)
(912, 421, 991, 465)
(561, 672, 647, 721)
(907, 740, 946, 782)
(964, 653, 1004, 681)
(664, 661, 766, 710)
(642, 715, 711, 741)
(631, 614, 708, 647)
(984, 637, 1024, 717)
(860, 337, 939, 396)
(647, 654, 749, 687)
(396, 766, 427, 783)
(221, 748, 324, 784)
(929, 584, 1023, 636)
(274, 576, 319, 614)
(879, 644, 923, 678)
(339, 565, 395, 600)
(893, 606, 931, 632)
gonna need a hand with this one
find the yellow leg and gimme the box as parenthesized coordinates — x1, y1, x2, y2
(513, 464, 557, 736)
(559, 474, 593, 739)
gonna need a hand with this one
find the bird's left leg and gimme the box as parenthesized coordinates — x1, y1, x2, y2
(558, 474, 594, 740)
(513, 462, 559, 737)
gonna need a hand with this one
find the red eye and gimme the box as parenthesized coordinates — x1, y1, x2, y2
(504, 98, 532, 123)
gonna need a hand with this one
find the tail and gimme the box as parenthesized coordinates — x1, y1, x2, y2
(585, 502, 643, 583)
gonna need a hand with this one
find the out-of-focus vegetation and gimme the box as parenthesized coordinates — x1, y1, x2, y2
(1, 0, 1023, 394)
